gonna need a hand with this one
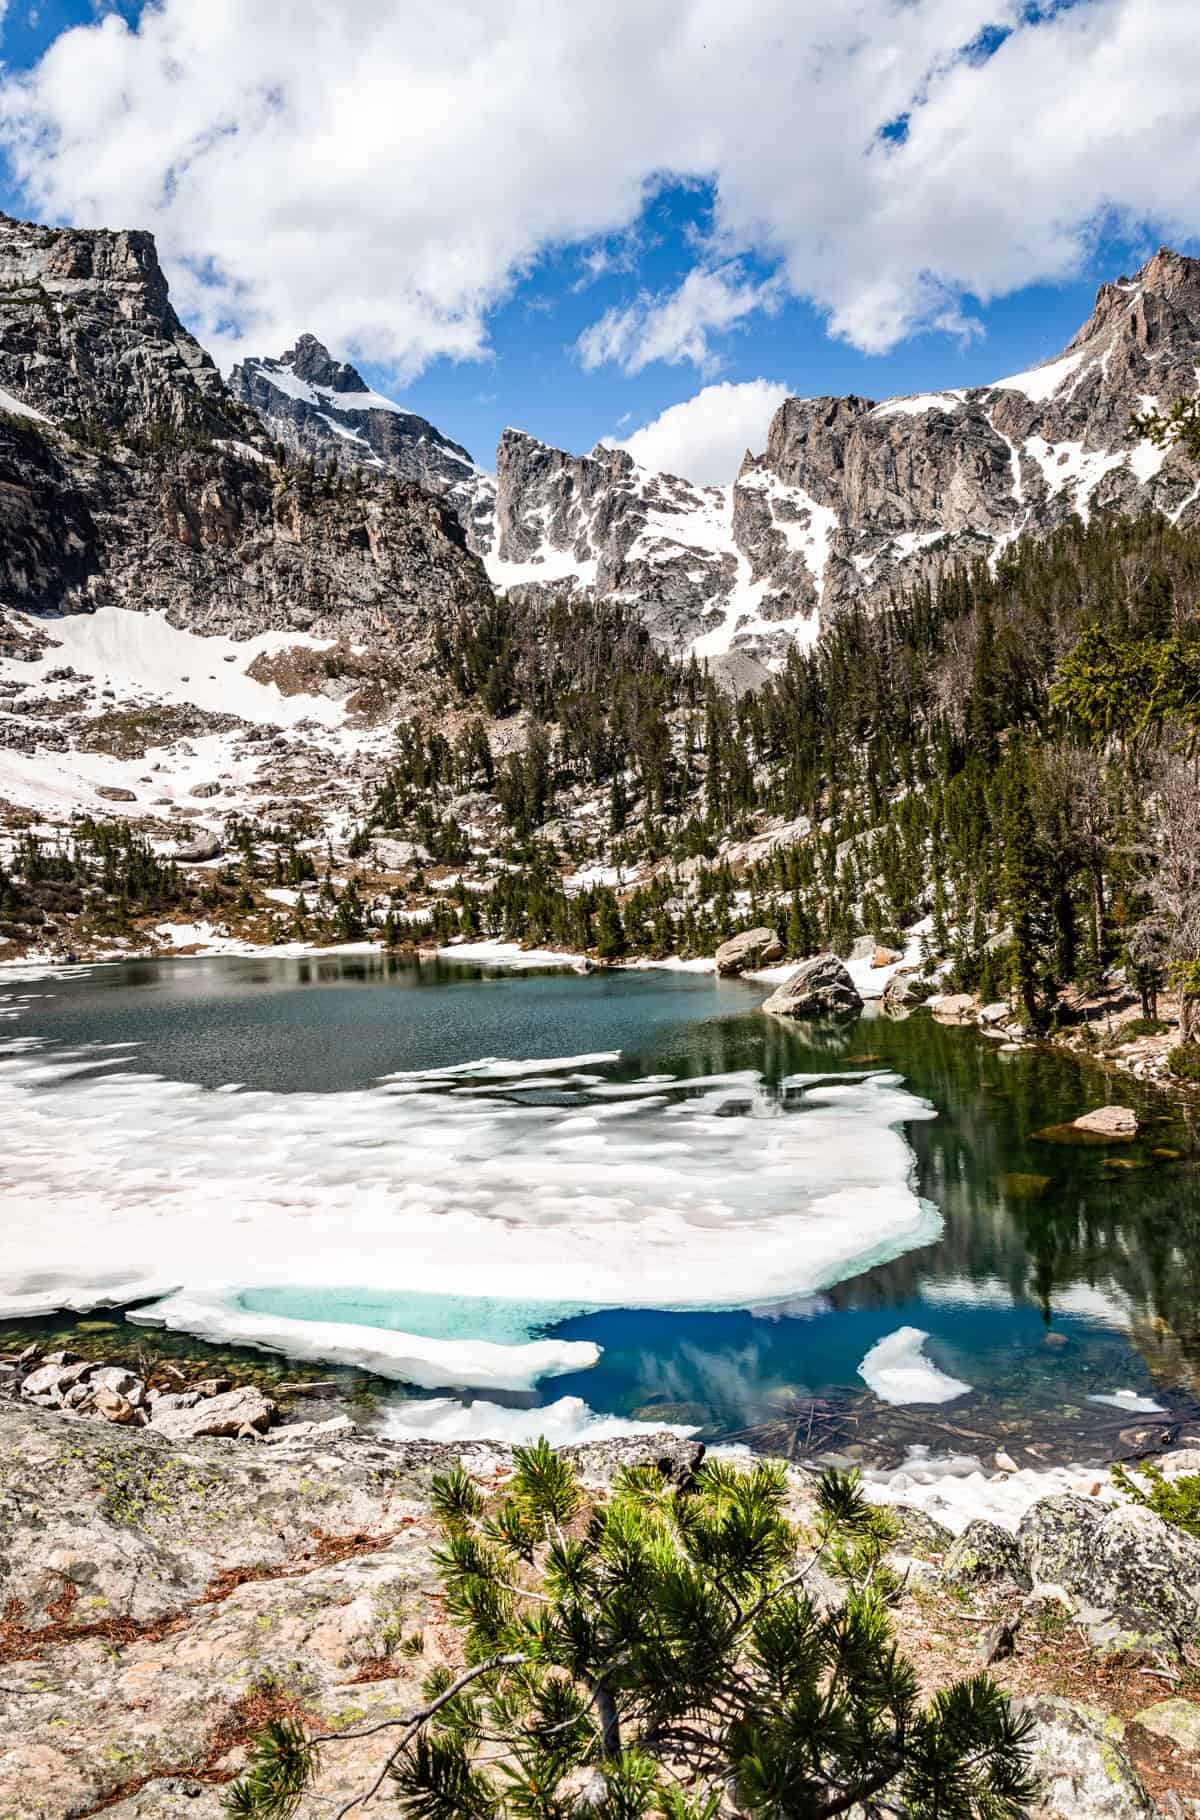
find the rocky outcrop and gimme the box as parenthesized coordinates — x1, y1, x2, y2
(715, 926, 784, 975)
(0, 1398, 706, 1818)
(1018, 1494, 1200, 1653)
(0, 212, 232, 438)
(761, 952, 863, 1017)
(1016, 1697, 1157, 1819)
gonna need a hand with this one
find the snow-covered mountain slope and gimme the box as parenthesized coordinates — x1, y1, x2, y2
(225, 245, 1200, 667)
(229, 334, 496, 556)
(472, 246, 1200, 663)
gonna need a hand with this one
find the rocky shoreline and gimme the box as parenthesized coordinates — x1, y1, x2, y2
(5, 1372, 1200, 1816)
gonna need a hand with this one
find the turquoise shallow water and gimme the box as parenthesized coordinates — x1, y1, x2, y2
(4, 950, 1200, 1462)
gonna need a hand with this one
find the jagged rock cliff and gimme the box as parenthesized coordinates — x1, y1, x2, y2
(0, 213, 488, 643)
(489, 432, 737, 648)
(391, 246, 1200, 662)
(741, 246, 1200, 638)
(0, 215, 231, 437)
(229, 333, 496, 556)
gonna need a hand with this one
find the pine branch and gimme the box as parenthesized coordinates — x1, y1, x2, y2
(319, 1653, 527, 1819)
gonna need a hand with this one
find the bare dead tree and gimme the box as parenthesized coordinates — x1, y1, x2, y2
(1134, 753, 1200, 1042)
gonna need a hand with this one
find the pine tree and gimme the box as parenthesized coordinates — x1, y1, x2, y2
(227, 1446, 1035, 1820)
(593, 889, 626, 961)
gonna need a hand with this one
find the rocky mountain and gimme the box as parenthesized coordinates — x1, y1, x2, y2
(414, 246, 1200, 665)
(229, 334, 496, 556)
(4, 206, 1200, 678)
(0, 212, 487, 643)
(0, 215, 232, 439)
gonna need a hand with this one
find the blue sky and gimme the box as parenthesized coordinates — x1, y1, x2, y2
(0, 1, 1196, 480)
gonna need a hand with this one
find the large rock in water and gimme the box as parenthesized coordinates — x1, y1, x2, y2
(1073, 1105, 1139, 1139)
(1018, 1494, 1200, 1652)
(715, 926, 784, 976)
(761, 952, 863, 1018)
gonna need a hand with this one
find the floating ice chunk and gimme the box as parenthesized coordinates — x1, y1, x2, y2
(1087, 1388, 1166, 1414)
(858, 1327, 971, 1405)
(383, 1051, 621, 1082)
(383, 1393, 697, 1445)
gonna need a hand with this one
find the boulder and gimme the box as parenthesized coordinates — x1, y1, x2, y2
(147, 1389, 205, 1414)
(21, 1360, 93, 1406)
(944, 1518, 1030, 1586)
(191, 781, 222, 799)
(1132, 1697, 1200, 1757)
(871, 945, 903, 968)
(148, 1386, 276, 1440)
(882, 967, 926, 1013)
(978, 1001, 1011, 1025)
(886, 1506, 954, 1559)
(1073, 1106, 1138, 1139)
(90, 1386, 138, 1425)
(89, 1365, 145, 1404)
(715, 926, 785, 976)
(173, 834, 222, 863)
(94, 785, 137, 803)
(930, 992, 977, 1023)
(373, 837, 432, 869)
(1014, 1696, 1155, 1818)
(262, 1415, 357, 1446)
(761, 953, 863, 1018)
(1018, 1494, 1200, 1652)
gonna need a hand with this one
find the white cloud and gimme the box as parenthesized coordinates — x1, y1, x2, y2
(612, 378, 789, 485)
(577, 263, 781, 374)
(0, 0, 1197, 379)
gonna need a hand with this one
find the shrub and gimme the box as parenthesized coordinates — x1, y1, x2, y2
(1167, 1042, 1200, 1083)
(226, 1443, 1035, 1819)
(1119, 1017, 1169, 1040)
(1111, 1461, 1200, 1538)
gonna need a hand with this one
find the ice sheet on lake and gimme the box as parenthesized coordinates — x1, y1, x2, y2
(129, 1293, 598, 1392)
(0, 1038, 940, 1389)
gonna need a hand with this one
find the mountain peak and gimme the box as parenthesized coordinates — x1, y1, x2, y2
(277, 332, 372, 398)
(1066, 244, 1200, 352)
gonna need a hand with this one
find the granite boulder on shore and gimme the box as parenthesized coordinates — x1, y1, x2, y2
(761, 951, 863, 1017)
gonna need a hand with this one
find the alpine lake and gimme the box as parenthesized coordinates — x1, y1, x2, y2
(3, 949, 1199, 1469)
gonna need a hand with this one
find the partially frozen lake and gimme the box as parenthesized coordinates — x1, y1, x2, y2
(2, 950, 1195, 1460)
